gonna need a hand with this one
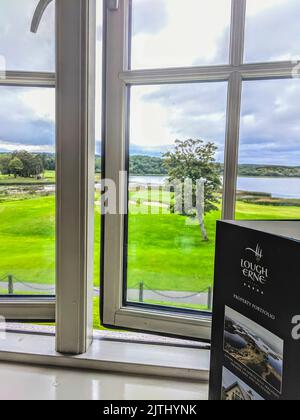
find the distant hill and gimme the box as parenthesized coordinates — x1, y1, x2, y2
(130, 144, 171, 157)
(130, 155, 167, 175)
(2, 151, 300, 178)
(237, 164, 300, 178)
(129, 155, 300, 177)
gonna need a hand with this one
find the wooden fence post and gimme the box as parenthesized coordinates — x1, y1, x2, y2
(139, 282, 144, 303)
(207, 287, 213, 311)
(8, 275, 14, 295)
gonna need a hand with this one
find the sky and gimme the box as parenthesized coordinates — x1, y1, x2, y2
(0, 0, 300, 165)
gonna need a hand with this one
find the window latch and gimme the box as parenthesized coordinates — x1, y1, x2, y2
(107, 0, 119, 11)
(31, 0, 53, 33)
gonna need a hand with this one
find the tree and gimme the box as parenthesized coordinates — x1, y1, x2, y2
(11, 151, 44, 178)
(163, 139, 221, 241)
(37, 153, 55, 171)
(8, 157, 24, 178)
(0, 155, 11, 175)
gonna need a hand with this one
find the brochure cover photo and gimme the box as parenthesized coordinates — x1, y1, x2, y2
(224, 307, 283, 393)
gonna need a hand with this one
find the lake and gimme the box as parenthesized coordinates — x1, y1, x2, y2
(129, 176, 300, 199)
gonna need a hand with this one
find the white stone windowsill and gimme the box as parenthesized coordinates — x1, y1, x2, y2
(0, 325, 210, 382)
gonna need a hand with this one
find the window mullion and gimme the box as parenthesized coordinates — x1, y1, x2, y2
(241, 61, 296, 80)
(0, 71, 55, 87)
(230, 0, 246, 67)
(56, 0, 96, 355)
(102, 0, 129, 327)
(119, 66, 232, 85)
(0, 298, 55, 321)
(222, 71, 243, 220)
(222, 0, 246, 220)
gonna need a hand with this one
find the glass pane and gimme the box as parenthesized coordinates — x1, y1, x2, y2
(0, 86, 55, 295)
(0, 0, 55, 72)
(126, 82, 227, 311)
(130, 0, 231, 69)
(236, 79, 300, 220)
(244, 0, 300, 63)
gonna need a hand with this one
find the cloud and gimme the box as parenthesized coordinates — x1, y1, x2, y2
(132, 0, 168, 36)
(1, 0, 300, 168)
(239, 79, 300, 164)
(0, 0, 54, 72)
(130, 1, 300, 165)
(131, 74, 300, 165)
(245, 0, 300, 62)
(130, 83, 228, 162)
(0, 87, 55, 151)
(0, 0, 103, 153)
(131, 0, 231, 69)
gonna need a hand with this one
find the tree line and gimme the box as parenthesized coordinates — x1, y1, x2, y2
(2, 151, 299, 179)
(130, 155, 300, 178)
(0, 151, 55, 178)
(0, 151, 101, 178)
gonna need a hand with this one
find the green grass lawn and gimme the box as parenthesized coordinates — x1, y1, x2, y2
(0, 188, 299, 325)
(0, 170, 56, 185)
(0, 194, 100, 287)
(0, 192, 299, 290)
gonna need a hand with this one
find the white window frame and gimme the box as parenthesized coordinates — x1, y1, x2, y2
(0, 5, 56, 321)
(102, 0, 296, 341)
(0, 0, 96, 355)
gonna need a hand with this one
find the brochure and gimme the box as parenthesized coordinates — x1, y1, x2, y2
(209, 220, 300, 401)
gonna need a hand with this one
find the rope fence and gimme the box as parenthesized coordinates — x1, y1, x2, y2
(0, 274, 54, 294)
(0, 276, 213, 309)
(131, 281, 213, 310)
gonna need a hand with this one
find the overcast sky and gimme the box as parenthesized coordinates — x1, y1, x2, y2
(0, 0, 300, 165)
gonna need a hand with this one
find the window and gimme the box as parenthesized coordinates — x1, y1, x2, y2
(102, 0, 299, 341)
(0, 86, 55, 297)
(126, 82, 227, 311)
(0, 0, 96, 356)
(0, 0, 298, 354)
(0, 0, 56, 320)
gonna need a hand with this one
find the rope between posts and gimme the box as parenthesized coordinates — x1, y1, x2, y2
(141, 282, 210, 300)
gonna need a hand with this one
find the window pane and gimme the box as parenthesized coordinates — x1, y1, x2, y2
(126, 82, 227, 312)
(244, 0, 300, 63)
(0, 87, 55, 295)
(130, 0, 231, 69)
(236, 79, 300, 220)
(0, 0, 55, 72)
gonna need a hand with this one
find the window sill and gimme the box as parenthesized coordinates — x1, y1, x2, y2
(0, 327, 210, 382)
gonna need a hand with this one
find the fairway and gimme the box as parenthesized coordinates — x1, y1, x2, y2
(0, 194, 101, 291)
(0, 184, 298, 326)
(0, 189, 299, 296)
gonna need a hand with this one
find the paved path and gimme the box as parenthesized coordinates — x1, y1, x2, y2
(0, 281, 211, 306)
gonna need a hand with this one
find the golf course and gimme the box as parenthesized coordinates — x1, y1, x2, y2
(0, 169, 299, 328)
